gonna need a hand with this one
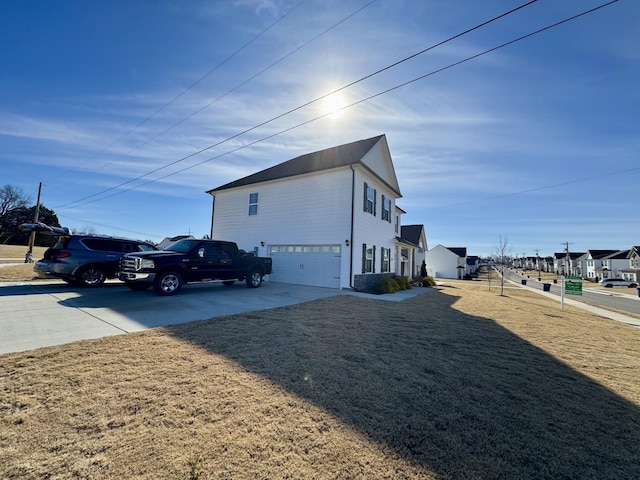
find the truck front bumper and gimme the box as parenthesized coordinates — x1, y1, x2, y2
(118, 271, 154, 281)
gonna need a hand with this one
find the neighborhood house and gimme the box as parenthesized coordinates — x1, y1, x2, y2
(425, 245, 469, 279)
(206, 135, 425, 290)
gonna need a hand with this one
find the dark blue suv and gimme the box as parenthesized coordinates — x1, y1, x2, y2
(19, 223, 157, 287)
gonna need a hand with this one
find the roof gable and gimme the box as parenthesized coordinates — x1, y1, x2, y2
(447, 247, 467, 258)
(207, 135, 397, 194)
(400, 225, 424, 245)
(553, 252, 586, 260)
(603, 250, 630, 260)
(587, 249, 618, 259)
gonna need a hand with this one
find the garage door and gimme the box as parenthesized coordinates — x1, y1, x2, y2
(268, 245, 341, 288)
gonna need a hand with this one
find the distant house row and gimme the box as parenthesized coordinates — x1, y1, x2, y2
(515, 247, 640, 282)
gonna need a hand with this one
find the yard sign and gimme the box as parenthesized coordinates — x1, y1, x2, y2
(565, 276, 583, 296)
(561, 275, 583, 310)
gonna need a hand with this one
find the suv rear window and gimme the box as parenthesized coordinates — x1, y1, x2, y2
(52, 237, 72, 249)
(82, 238, 114, 251)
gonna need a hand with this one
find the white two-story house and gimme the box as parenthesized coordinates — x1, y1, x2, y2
(584, 250, 618, 280)
(599, 250, 631, 279)
(622, 246, 640, 282)
(206, 135, 414, 289)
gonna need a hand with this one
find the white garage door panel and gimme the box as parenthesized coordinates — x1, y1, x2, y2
(269, 245, 341, 288)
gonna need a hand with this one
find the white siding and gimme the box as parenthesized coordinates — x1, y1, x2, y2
(351, 166, 399, 278)
(425, 245, 462, 279)
(360, 137, 401, 194)
(209, 136, 405, 289)
(212, 167, 354, 288)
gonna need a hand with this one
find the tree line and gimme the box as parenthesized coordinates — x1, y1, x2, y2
(0, 184, 61, 247)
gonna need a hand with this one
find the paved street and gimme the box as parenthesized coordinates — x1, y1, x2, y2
(504, 270, 640, 314)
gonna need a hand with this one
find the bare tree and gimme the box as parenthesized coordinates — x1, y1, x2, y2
(0, 185, 29, 242)
(494, 235, 512, 296)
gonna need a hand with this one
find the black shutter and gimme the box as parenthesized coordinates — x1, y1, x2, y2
(373, 189, 377, 216)
(381, 195, 385, 221)
(362, 244, 366, 273)
(363, 183, 368, 212)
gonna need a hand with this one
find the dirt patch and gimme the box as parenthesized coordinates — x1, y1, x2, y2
(1, 280, 640, 479)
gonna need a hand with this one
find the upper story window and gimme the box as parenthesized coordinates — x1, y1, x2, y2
(248, 192, 258, 216)
(381, 195, 391, 222)
(394, 214, 399, 234)
(363, 183, 376, 216)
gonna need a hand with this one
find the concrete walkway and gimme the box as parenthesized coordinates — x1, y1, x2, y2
(508, 278, 640, 327)
(0, 279, 433, 355)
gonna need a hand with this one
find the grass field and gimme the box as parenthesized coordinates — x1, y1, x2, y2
(1, 270, 640, 479)
(0, 245, 48, 283)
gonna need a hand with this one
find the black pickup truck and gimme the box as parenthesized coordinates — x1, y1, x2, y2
(118, 238, 272, 296)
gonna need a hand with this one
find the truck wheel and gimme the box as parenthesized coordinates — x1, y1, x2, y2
(126, 282, 151, 291)
(154, 271, 183, 296)
(246, 269, 263, 288)
(76, 265, 106, 287)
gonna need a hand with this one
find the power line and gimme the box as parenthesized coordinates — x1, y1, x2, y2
(58, 0, 620, 209)
(56, 0, 308, 184)
(68, 0, 378, 187)
(55, 0, 539, 210)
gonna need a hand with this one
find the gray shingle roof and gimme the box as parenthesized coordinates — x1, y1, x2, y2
(207, 135, 386, 193)
(447, 247, 467, 257)
(400, 225, 424, 245)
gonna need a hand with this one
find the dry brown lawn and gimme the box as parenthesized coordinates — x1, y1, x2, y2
(0, 245, 48, 283)
(1, 272, 640, 479)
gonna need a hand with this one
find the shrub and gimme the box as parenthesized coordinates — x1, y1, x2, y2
(372, 277, 400, 294)
(420, 275, 436, 287)
(395, 275, 412, 290)
(420, 260, 427, 278)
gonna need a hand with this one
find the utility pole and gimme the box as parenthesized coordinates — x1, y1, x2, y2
(534, 248, 541, 280)
(562, 241, 573, 276)
(27, 182, 42, 254)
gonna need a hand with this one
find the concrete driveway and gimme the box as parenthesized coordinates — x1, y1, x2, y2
(0, 279, 429, 355)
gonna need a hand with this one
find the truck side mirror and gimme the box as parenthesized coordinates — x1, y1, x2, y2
(198, 248, 205, 258)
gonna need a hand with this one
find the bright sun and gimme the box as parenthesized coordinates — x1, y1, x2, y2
(321, 92, 346, 119)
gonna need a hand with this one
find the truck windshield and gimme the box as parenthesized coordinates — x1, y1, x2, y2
(164, 239, 200, 252)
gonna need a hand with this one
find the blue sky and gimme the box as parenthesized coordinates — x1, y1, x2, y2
(1, 0, 637, 257)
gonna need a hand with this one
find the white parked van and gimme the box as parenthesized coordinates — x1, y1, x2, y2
(599, 278, 639, 288)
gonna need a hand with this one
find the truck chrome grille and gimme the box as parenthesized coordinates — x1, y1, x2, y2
(120, 256, 140, 271)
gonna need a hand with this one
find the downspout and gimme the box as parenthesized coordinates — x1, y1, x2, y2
(349, 165, 356, 288)
(209, 194, 215, 239)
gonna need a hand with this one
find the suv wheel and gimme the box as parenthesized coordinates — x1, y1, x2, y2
(77, 266, 106, 287)
(154, 271, 183, 296)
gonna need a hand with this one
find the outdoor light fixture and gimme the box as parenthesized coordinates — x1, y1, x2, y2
(260, 241, 265, 247)
(345, 239, 350, 247)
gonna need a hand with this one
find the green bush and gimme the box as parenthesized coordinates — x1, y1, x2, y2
(420, 260, 427, 278)
(395, 275, 412, 290)
(372, 277, 400, 294)
(420, 275, 436, 287)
